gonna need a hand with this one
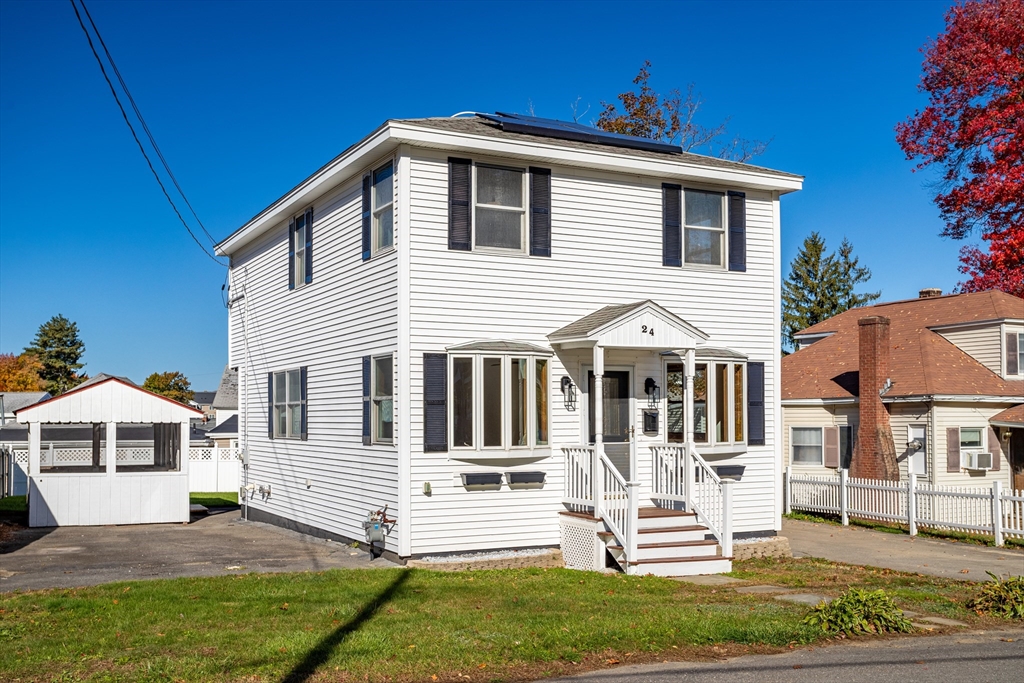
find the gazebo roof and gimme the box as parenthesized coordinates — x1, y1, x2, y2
(15, 376, 201, 424)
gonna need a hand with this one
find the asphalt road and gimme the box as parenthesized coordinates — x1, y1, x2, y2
(554, 629, 1024, 683)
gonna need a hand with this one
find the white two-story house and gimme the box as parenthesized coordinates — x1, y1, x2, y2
(216, 113, 803, 575)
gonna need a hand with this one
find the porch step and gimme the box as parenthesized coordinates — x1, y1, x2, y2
(637, 525, 710, 544)
(637, 507, 698, 530)
(608, 539, 721, 561)
(629, 556, 734, 577)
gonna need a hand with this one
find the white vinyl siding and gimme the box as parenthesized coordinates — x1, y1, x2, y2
(228, 172, 399, 553)
(406, 150, 781, 551)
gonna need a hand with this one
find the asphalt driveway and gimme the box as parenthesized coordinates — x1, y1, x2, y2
(783, 517, 1024, 580)
(0, 509, 395, 592)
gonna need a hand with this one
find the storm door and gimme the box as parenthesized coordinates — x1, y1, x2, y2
(586, 369, 634, 480)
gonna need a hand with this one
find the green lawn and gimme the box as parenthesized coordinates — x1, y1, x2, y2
(0, 494, 26, 512)
(0, 561, 999, 683)
(189, 492, 238, 508)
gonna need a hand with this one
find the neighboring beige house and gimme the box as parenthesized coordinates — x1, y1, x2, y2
(782, 289, 1024, 491)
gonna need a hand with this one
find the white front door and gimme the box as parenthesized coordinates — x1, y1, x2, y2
(908, 425, 927, 476)
(585, 367, 634, 481)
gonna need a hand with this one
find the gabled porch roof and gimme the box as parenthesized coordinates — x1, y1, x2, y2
(548, 301, 707, 350)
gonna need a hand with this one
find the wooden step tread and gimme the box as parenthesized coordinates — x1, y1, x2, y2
(559, 510, 601, 522)
(637, 525, 708, 534)
(638, 507, 696, 518)
(628, 556, 734, 565)
(607, 540, 718, 551)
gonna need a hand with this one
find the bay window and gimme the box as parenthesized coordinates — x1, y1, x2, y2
(449, 352, 550, 453)
(666, 356, 746, 449)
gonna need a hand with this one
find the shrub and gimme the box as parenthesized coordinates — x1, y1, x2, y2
(804, 588, 915, 635)
(968, 573, 1024, 619)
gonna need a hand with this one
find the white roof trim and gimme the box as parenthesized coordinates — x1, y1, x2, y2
(217, 119, 804, 256)
(16, 378, 201, 424)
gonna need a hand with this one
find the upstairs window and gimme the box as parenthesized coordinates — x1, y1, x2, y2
(289, 208, 313, 289)
(475, 165, 526, 251)
(684, 189, 725, 266)
(373, 162, 394, 253)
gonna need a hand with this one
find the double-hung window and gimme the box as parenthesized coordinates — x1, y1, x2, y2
(272, 368, 306, 439)
(684, 189, 726, 266)
(450, 353, 549, 453)
(791, 427, 823, 465)
(474, 165, 526, 251)
(372, 162, 394, 253)
(372, 356, 393, 443)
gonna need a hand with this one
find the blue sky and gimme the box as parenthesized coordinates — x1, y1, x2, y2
(0, 0, 961, 389)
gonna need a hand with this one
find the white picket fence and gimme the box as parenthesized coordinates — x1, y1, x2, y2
(786, 467, 1024, 546)
(3, 447, 241, 496)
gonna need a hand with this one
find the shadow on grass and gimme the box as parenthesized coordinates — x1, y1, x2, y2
(281, 569, 412, 683)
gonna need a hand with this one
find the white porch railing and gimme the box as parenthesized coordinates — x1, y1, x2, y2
(4, 447, 241, 496)
(786, 467, 1024, 545)
(562, 445, 640, 570)
(651, 444, 734, 557)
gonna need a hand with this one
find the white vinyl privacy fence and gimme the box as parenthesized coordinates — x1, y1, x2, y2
(786, 467, 1024, 546)
(2, 446, 241, 497)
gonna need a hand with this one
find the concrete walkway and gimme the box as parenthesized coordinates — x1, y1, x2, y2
(783, 518, 1024, 580)
(0, 509, 395, 593)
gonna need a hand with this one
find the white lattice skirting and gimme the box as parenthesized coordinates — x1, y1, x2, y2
(559, 514, 605, 571)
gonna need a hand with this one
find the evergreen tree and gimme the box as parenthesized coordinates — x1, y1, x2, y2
(142, 371, 194, 405)
(782, 233, 879, 351)
(23, 315, 86, 396)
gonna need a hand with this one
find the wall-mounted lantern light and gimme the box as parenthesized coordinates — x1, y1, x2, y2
(644, 377, 660, 408)
(560, 376, 577, 411)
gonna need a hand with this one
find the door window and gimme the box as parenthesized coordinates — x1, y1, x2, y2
(587, 370, 631, 444)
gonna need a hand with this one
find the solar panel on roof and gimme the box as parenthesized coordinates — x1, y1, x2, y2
(477, 112, 682, 154)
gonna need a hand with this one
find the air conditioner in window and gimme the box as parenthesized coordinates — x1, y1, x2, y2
(962, 451, 993, 471)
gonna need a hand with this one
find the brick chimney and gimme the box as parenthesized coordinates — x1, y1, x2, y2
(918, 288, 942, 298)
(852, 316, 900, 480)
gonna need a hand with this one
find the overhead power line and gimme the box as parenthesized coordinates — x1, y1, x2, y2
(69, 0, 226, 266)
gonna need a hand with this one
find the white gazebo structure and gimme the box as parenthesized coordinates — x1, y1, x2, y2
(16, 376, 201, 527)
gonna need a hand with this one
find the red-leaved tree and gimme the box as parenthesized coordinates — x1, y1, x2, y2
(895, 0, 1023, 297)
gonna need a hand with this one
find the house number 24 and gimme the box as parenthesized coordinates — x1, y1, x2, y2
(641, 325, 654, 336)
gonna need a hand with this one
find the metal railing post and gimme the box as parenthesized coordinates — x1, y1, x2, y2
(908, 473, 917, 537)
(992, 480, 1004, 547)
(840, 468, 849, 526)
(721, 478, 735, 558)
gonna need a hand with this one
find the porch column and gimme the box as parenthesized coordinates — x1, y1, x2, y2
(27, 421, 41, 476)
(684, 348, 695, 445)
(592, 343, 605, 511)
(593, 343, 605, 458)
(106, 421, 117, 477)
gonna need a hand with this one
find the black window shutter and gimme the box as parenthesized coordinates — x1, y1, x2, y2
(662, 184, 682, 267)
(529, 167, 551, 257)
(362, 356, 371, 445)
(361, 175, 372, 261)
(300, 366, 308, 441)
(1007, 333, 1019, 375)
(424, 353, 448, 452)
(727, 191, 746, 272)
(287, 218, 296, 290)
(267, 372, 275, 439)
(747, 362, 765, 445)
(448, 157, 472, 251)
(304, 208, 313, 284)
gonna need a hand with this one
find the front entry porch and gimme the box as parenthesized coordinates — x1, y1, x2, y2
(548, 301, 737, 576)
